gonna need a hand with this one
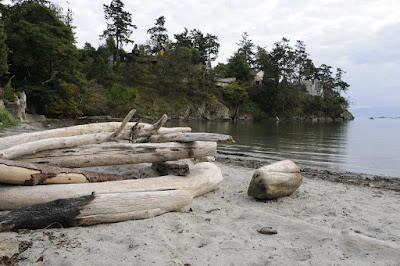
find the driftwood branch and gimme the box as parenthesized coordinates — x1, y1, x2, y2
(0, 189, 193, 231)
(0, 122, 191, 150)
(0, 162, 222, 210)
(130, 114, 168, 142)
(111, 109, 136, 140)
(18, 141, 217, 168)
(0, 158, 132, 185)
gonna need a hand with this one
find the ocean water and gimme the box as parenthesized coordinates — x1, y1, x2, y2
(166, 118, 400, 177)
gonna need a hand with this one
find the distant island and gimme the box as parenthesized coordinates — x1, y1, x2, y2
(0, 0, 352, 123)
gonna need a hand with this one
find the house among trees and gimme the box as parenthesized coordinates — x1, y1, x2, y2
(254, 70, 264, 84)
(216, 77, 236, 87)
(301, 79, 323, 96)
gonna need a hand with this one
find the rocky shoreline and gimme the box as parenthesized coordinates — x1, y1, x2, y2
(216, 155, 400, 192)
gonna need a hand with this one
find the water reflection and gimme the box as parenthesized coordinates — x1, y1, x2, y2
(167, 119, 400, 177)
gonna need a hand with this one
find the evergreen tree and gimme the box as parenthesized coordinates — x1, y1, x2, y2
(0, 24, 8, 77)
(147, 15, 168, 54)
(237, 32, 255, 67)
(4, 2, 85, 116)
(101, 0, 136, 60)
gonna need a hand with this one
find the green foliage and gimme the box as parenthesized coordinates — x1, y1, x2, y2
(4, 2, 86, 116)
(237, 32, 255, 66)
(147, 16, 168, 53)
(106, 82, 139, 116)
(226, 53, 251, 82)
(222, 82, 248, 106)
(0, 24, 8, 77)
(174, 28, 219, 65)
(1, 76, 15, 99)
(101, 0, 136, 51)
(0, 107, 20, 128)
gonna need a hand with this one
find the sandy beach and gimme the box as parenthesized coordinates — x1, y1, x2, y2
(1, 160, 400, 265)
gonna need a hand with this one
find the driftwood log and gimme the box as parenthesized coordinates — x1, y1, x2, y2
(137, 132, 235, 144)
(0, 190, 193, 231)
(0, 162, 223, 210)
(18, 141, 217, 168)
(0, 112, 192, 160)
(0, 159, 135, 185)
(0, 119, 191, 150)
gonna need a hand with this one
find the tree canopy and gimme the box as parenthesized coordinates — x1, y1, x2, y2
(101, 0, 136, 53)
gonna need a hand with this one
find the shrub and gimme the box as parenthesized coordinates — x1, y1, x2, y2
(0, 107, 20, 129)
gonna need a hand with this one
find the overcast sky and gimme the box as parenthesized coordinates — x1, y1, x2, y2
(6, 0, 400, 113)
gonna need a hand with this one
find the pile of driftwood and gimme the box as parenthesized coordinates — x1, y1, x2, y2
(0, 110, 233, 231)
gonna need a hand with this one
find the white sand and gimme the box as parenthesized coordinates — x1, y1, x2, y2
(1, 162, 400, 265)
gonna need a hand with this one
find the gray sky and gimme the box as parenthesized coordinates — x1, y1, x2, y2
(6, 0, 400, 112)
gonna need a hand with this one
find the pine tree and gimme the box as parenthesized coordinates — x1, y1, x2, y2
(147, 16, 168, 54)
(101, 0, 136, 60)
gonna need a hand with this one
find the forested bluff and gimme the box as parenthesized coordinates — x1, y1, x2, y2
(0, 0, 353, 123)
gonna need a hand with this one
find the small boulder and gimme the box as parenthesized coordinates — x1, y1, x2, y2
(248, 160, 302, 200)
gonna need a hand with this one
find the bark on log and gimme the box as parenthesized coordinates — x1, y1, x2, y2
(0, 122, 191, 150)
(0, 158, 132, 185)
(137, 132, 234, 144)
(0, 189, 192, 231)
(0, 162, 223, 210)
(152, 161, 190, 176)
(18, 141, 217, 168)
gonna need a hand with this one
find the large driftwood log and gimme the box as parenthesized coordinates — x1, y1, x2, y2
(0, 159, 134, 185)
(18, 141, 217, 168)
(0, 162, 223, 210)
(0, 121, 191, 150)
(0, 190, 193, 231)
(137, 132, 235, 144)
(0, 114, 191, 160)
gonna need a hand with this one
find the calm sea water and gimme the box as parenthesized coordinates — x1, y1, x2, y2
(166, 118, 400, 177)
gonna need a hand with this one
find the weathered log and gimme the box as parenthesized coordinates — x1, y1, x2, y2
(18, 141, 217, 168)
(0, 158, 132, 185)
(0, 189, 193, 231)
(248, 160, 302, 200)
(0, 114, 191, 160)
(137, 132, 235, 144)
(152, 161, 190, 176)
(0, 162, 223, 210)
(0, 121, 191, 150)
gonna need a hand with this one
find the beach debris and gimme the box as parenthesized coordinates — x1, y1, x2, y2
(248, 160, 302, 200)
(206, 208, 221, 213)
(0, 109, 233, 230)
(257, 227, 278, 235)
